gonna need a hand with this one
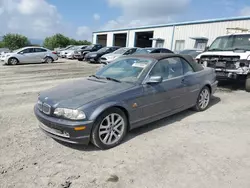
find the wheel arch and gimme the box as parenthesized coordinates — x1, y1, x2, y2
(8, 56, 19, 64)
(44, 55, 54, 61)
(89, 102, 131, 130)
(204, 84, 212, 93)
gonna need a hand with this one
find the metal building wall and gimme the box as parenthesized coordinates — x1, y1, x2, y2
(93, 18, 250, 49)
(173, 20, 250, 49)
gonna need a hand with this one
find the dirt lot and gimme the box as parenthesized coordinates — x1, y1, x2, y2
(1, 59, 250, 188)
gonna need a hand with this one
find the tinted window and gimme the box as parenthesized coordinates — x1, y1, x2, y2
(34, 48, 47, 52)
(161, 49, 173, 53)
(152, 49, 161, 53)
(181, 58, 194, 75)
(20, 48, 34, 53)
(150, 57, 183, 80)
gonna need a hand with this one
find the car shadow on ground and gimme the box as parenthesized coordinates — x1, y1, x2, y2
(3, 61, 65, 66)
(217, 80, 245, 91)
(57, 96, 221, 152)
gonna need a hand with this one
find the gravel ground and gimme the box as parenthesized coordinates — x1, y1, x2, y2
(1, 59, 250, 188)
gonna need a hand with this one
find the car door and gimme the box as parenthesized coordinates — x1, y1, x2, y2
(34, 48, 48, 63)
(180, 57, 200, 107)
(17, 48, 35, 63)
(142, 57, 186, 119)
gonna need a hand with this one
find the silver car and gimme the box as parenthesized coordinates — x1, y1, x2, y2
(1, 47, 58, 65)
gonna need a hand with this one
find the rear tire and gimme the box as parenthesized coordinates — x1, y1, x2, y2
(44, 57, 53, 64)
(246, 74, 250, 92)
(8, 57, 19, 65)
(193, 86, 211, 111)
(91, 108, 128, 150)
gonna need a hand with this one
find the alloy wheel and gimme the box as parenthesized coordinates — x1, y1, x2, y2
(98, 113, 125, 145)
(198, 88, 210, 110)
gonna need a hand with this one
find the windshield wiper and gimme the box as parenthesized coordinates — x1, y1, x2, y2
(105, 77, 121, 83)
(230, 48, 247, 52)
(208, 48, 224, 51)
(89, 75, 101, 79)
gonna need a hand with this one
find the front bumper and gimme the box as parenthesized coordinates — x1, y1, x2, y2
(215, 68, 249, 80)
(66, 54, 74, 59)
(34, 105, 93, 145)
(211, 80, 218, 94)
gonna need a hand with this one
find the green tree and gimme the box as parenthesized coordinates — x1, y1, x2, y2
(43, 34, 70, 50)
(43, 33, 91, 50)
(2, 34, 30, 50)
(0, 41, 4, 48)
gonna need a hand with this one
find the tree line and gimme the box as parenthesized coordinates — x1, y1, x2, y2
(0, 33, 91, 51)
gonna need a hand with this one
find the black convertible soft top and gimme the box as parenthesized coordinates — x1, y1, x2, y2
(128, 53, 204, 72)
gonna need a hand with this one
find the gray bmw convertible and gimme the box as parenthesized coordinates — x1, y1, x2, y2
(34, 54, 218, 149)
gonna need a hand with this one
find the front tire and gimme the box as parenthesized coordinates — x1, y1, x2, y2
(91, 108, 128, 150)
(246, 74, 250, 92)
(8, 57, 19, 65)
(193, 86, 211, 111)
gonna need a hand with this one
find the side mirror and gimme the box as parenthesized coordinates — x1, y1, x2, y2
(19, 51, 24, 54)
(146, 76, 163, 84)
(204, 46, 209, 51)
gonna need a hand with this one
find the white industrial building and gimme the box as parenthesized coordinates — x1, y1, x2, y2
(92, 16, 250, 52)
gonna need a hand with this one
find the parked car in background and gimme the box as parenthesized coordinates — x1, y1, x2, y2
(85, 46, 121, 63)
(34, 53, 217, 149)
(196, 33, 250, 92)
(57, 45, 74, 56)
(66, 45, 87, 59)
(74, 44, 103, 61)
(133, 48, 174, 54)
(60, 46, 77, 58)
(179, 49, 203, 59)
(1, 47, 58, 65)
(100, 47, 137, 64)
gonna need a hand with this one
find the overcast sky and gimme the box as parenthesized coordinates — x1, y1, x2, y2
(0, 0, 250, 40)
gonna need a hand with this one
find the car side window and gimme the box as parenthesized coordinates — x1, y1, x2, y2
(20, 48, 34, 54)
(150, 57, 183, 80)
(161, 49, 173, 53)
(34, 48, 47, 52)
(153, 49, 161, 53)
(124, 49, 134, 55)
(181, 58, 194, 75)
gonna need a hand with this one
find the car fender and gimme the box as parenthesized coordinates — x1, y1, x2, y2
(89, 101, 129, 122)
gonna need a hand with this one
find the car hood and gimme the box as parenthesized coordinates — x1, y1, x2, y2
(196, 51, 250, 59)
(39, 78, 134, 109)
(102, 53, 122, 59)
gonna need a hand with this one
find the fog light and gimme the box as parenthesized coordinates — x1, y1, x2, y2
(240, 62, 245, 67)
(63, 131, 70, 137)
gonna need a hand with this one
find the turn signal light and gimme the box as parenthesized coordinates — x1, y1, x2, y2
(74, 126, 86, 131)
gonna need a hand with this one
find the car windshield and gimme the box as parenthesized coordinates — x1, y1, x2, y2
(113, 48, 129, 54)
(209, 34, 250, 51)
(85, 45, 95, 50)
(133, 48, 153, 54)
(97, 47, 109, 53)
(96, 58, 153, 83)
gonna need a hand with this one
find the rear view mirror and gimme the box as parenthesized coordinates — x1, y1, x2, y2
(146, 76, 163, 84)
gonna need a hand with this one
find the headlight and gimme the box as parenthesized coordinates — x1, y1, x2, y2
(54, 108, 86, 120)
(108, 56, 116, 60)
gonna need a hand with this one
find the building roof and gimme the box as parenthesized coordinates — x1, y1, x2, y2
(93, 16, 250, 34)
